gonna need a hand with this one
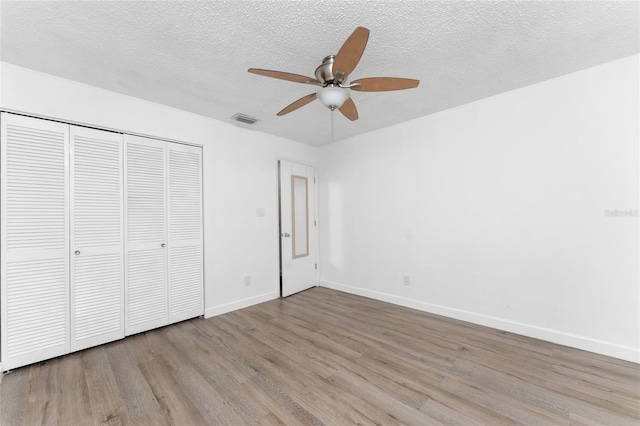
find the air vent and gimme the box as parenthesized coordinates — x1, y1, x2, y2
(231, 113, 259, 125)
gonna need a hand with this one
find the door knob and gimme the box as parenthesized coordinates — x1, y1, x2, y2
(75, 250, 80, 255)
(283, 233, 290, 238)
(161, 243, 166, 248)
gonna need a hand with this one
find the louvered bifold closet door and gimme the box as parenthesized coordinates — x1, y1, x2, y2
(124, 135, 168, 335)
(1, 113, 70, 370)
(167, 143, 203, 323)
(70, 126, 124, 351)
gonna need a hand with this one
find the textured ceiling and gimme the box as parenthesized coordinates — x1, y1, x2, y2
(1, 1, 638, 146)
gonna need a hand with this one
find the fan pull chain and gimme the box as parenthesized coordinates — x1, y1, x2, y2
(330, 108, 335, 143)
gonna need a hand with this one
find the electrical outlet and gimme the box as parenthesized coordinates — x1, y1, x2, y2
(402, 275, 411, 286)
(256, 207, 266, 217)
(244, 275, 252, 286)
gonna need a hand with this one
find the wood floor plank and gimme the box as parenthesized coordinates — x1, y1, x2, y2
(104, 340, 169, 426)
(187, 321, 260, 385)
(163, 323, 267, 424)
(2, 286, 639, 425)
(56, 352, 93, 425)
(462, 343, 640, 415)
(21, 360, 59, 426)
(82, 347, 128, 425)
(255, 411, 286, 426)
(439, 376, 570, 425)
(329, 367, 442, 425)
(239, 374, 323, 425)
(0, 366, 29, 425)
(164, 324, 267, 424)
(419, 385, 518, 425)
(137, 353, 209, 426)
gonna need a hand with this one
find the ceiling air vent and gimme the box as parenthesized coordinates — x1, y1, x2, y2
(232, 113, 259, 125)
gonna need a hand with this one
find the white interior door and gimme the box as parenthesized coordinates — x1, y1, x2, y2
(124, 135, 168, 335)
(1, 113, 70, 370)
(167, 143, 203, 323)
(280, 160, 317, 297)
(70, 126, 124, 351)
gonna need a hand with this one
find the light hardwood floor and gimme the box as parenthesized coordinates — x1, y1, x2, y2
(1, 287, 639, 425)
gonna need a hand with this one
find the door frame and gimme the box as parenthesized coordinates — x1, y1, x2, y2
(277, 159, 320, 297)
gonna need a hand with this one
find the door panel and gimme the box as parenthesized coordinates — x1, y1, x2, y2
(126, 248, 167, 330)
(124, 135, 168, 335)
(280, 160, 317, 297)
(126, 141, 166, 247)
(168, 245, 203, 322)
(1, 113, 70, 370)
(70, 126, 124, 351)
(72, 253, 122, 343)
(167, 144, 203, 323)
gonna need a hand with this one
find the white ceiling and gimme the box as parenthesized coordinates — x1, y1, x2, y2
(1, 1, 638, 146)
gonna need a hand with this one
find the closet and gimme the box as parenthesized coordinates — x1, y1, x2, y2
(1, 113, 203, 371)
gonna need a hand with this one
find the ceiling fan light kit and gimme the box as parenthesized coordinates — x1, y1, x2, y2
(248, 26, 419, 121)
(317, 85, 350, 109)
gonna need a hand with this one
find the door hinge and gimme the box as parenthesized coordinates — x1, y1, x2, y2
(313, 177, 316, 183)
(314, 220, 317, 227)
(315, 264, 317, 270)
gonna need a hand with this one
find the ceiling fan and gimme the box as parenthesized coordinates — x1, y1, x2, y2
(248, 26, 419, 121)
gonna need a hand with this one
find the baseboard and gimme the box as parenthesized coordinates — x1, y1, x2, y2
(204, 291, 279, 318)
(320, 280, 640, 363)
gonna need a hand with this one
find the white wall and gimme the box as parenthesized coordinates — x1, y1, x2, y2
(318, 54, 639, 362)
(0, 62, 319, 319)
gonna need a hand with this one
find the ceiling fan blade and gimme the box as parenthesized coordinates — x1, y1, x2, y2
(332, 27, 370, 81)
(248, 68, 320, 85)
(351, 77, 420, 92)
(277, 93, 318, 116)
(338, 97, 358, 121)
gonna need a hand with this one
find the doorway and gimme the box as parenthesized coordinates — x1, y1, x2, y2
(278, 160, 318, 297)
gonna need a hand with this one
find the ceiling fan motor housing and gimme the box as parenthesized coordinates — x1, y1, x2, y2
(315, 55, 340, 85)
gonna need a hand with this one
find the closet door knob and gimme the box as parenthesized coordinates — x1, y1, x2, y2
(161, 243, 166, 248)
(75, 250, 80, 255)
